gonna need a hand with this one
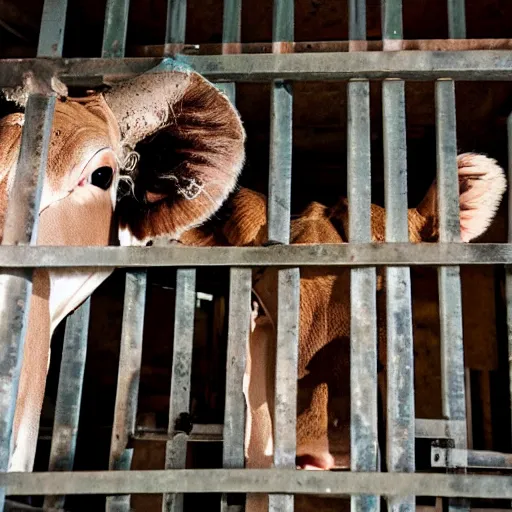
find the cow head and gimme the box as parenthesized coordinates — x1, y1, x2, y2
(0, 64, 245, 471)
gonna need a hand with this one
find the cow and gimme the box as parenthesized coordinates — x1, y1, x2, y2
(165, 153, 505, 510)
(0, 63, 246, 473)
(0, 64, 506, 512)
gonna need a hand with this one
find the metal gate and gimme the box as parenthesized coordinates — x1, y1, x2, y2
(0, 0, 511, 511)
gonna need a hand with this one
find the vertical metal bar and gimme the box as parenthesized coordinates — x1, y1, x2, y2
(268, 1, 297, 510)
(349, 0, 366, 42)
(221, 268, 251, 512)
(106, 271, 147, 512)
(222, 0, 241, 48)
(435, 79, 469, 512)
(39, 3, 91, 509)
(37, 0, 68, 57)
(162, 269, 196, 512)
(102, 0, 130, 58)
(347, 79, 379, 512)
(383, 79, 415, 512)
(447, 0, 466, 39)
(102, 4, 149, 512)
(381, 0, 403, 42)
(166, 0, 187, 46)
(272, 0, 294, 46)
(43, 299, 90, 510)
(219, 6, 243, 510)
(507, 113, 512, 449)
(0, 93, 56, 510)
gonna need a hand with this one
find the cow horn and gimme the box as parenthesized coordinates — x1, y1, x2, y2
(104, 60, 247, 244)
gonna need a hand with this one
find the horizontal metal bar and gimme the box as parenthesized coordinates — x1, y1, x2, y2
(1, 471, 512, 498)
(432, 448, 512, 470)
(135, 39, 512, 56)
(3, 52, 512, 87)
(415, 419, 467, 440)
(134, 424, 223, 443)
(0, 244, 511, 268)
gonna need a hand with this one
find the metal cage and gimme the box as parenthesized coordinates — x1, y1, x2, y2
(0, 0, 511, 511)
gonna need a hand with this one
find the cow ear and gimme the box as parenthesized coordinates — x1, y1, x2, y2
(106, 66, 245, 246)
(416, 153, 506, 242)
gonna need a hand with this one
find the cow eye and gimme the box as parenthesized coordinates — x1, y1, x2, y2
(90, 166, 113, 190)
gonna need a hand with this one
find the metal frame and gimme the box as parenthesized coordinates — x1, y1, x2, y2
(0, 0, 510, 510)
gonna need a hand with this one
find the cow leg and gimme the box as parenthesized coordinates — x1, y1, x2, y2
(244, 303, 276, 512)
(9, 270, 51, 472)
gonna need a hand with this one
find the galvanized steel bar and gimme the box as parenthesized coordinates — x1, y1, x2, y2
(222, 0, 241, 46)
(102, 0, 130, 58)
(106, 271, 147, 512)
(219, 6, 242, 509)
(269, 1, 297, 510)
(37, 0, 68, 57)
(43, 299, 91, 510)
(163, 269, 196, 512)
(381, 0, 403, 42)
(435, 79, 469, 512)
(166, 0, 187, 45)
(221, 269, 251, 512)
(223, 269, 251, 466)
(348, 79, 379, 512)
(39, 6, 89, 504)
(349, 0, 366, 41)
(382, 80, 415, 512)
(0, 243, 512, 268)
(447, 0, 467, 39)
(3, 53, 512, 86)
(2, 470, 511, 498)
(102, 5, 149, 512)
(268, 81, 293, 245)
(0, 93, 56, 509)
(507, 113, 512, 448)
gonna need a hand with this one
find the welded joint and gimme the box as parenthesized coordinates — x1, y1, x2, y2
(431, 447, 468, 469)
(2, 70, 67, 107)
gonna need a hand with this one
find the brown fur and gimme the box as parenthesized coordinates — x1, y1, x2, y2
(176, 152, 506, 480)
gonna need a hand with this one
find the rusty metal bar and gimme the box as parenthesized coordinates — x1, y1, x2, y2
(382, 74, 415, 512)
(163, 269, 196, 512)
(43, 299, 91, 510)
(106, 271, 147, 512)
(435, 78, 469, 512)
(0, 93, 56, 509)
(348, 78, 379, 512)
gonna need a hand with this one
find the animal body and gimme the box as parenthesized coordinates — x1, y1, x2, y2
(0, 64, 506, 512)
